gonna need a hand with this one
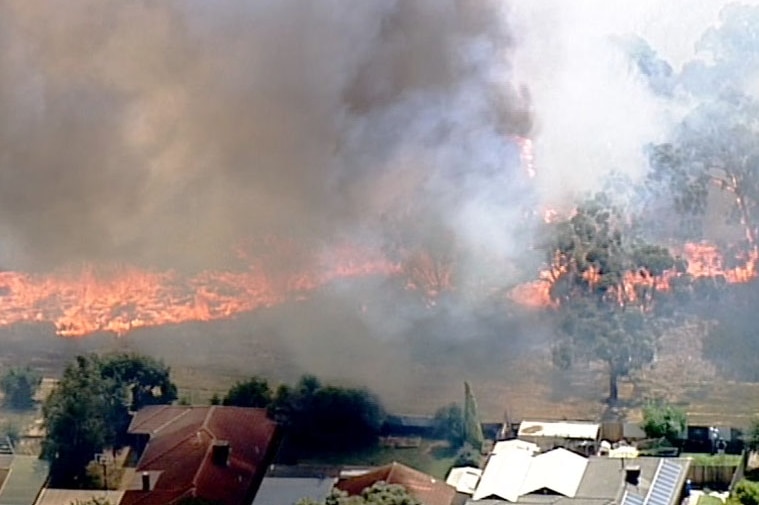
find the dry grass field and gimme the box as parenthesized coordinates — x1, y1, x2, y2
(1, 291, 757, 428)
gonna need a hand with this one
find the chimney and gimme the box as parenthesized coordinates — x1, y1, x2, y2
(141, 471, 150, 491)
(625, 466, 641, 487)
(212, 440, 231, 467)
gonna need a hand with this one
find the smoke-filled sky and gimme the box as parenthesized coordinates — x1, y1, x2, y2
(0, 0, 756, 275)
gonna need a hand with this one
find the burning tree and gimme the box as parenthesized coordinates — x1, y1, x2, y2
(648, 95, 759, 250)
(646, 5, 759, 259)
(381, 207, 457, 301)
(545, 194, 674, 403)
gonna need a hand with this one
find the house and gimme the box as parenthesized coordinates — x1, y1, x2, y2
(517, 421, 600, 455)
(120, 405, 280, 505)
(335, 462, 456, 505)
(473, 447, 589, 501)
(464, 445, 691, 505)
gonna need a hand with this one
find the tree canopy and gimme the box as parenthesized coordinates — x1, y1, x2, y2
(297, 482, 422, 505)
(432, 402, 464, 448)
(728, 480, 759, 505)
(544, 194, 674, 402)
(463, 382, 484, 451)
(222, 376, 272, 408)
(640, 401, 686, 445)
(99, 353, 177, 411)
(270, 375, 385, 454)
(1, 366, 42, 410)
(746, 417, 759, 452)
(42, 353, 177, 488)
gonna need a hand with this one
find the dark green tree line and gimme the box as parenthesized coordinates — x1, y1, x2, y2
(297, 482, 422, 505)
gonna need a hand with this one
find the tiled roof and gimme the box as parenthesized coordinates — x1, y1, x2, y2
(121, 406, 279, 505)
(336, 462, 456, 505)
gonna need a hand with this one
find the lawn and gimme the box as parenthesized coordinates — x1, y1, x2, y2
(697, 495, 725, 505)
(299, 438, 459, 480)
(682, 453, 742, 466)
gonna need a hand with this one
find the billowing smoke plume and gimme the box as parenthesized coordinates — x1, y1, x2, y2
(506, 0, 759, 207)
(0, 1, 532, 276)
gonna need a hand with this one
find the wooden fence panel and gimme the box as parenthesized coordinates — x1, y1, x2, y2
(687, 465, 737, 487)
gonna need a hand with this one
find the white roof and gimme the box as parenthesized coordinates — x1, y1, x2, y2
(446, 467, 483, 494)
(520, 448, 588, 497)
(473, 447, 533, 501)
(472, 448, 589, 502)
(518, 421, 600, 440)
(492, 439, 540, 455)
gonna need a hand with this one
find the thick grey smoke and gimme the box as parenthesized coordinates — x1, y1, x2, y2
(0, 1, 532, 274)
(506, 0, 759, 209)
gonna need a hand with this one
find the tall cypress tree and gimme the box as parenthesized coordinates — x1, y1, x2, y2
(463, 382, 484, 451)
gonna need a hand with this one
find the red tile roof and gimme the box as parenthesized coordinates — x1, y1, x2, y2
(121, 406, 279, 505)
(336, 462, 456, 505)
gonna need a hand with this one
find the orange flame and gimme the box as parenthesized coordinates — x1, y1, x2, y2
(0, 244, 403, 337)
(512, 135, 536, 179)
(509, 242, 759, 309)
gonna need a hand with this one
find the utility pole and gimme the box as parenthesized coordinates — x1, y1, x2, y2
(95, 453, 112, 490)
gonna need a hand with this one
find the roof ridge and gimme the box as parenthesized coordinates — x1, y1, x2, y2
(190, 420, 220, 491)
(150, 407, 194, 435)
(387, 461, 398, 482)
(388, 461, 441, 483)
(139, 428, 206, 469)
(191, 433, 215, 493)
(131, 405, 168, 431)
(201, 406, 217, 437)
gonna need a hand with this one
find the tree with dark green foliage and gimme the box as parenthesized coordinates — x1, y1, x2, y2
(463, 382, 484, 452)
(42, 355, 124, 487)
(432, 402, 464, 447)
(222, 376, 272, 408)
(1, 366, 42, 410)
(640, 401, 686, 445)
(99, 353, 177, 410)
(545, 193, 674, 402)
(746, 417, 759, 452)
(42, 353, 177, 488)
(729, 480, 759, 505)
(454, 443, 482, 468)
(270, 375, 385, 453)
(297, 482, 422, 505)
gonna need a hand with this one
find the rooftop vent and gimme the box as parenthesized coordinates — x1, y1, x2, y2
(212, 440, 231, 467)
(625, 466, 641, 487)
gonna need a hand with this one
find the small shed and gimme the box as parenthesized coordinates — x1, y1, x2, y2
(517, 421, 600, 454)
(446, 467, 482, 495)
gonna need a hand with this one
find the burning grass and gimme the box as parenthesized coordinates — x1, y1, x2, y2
(3, 278, 759, 429)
